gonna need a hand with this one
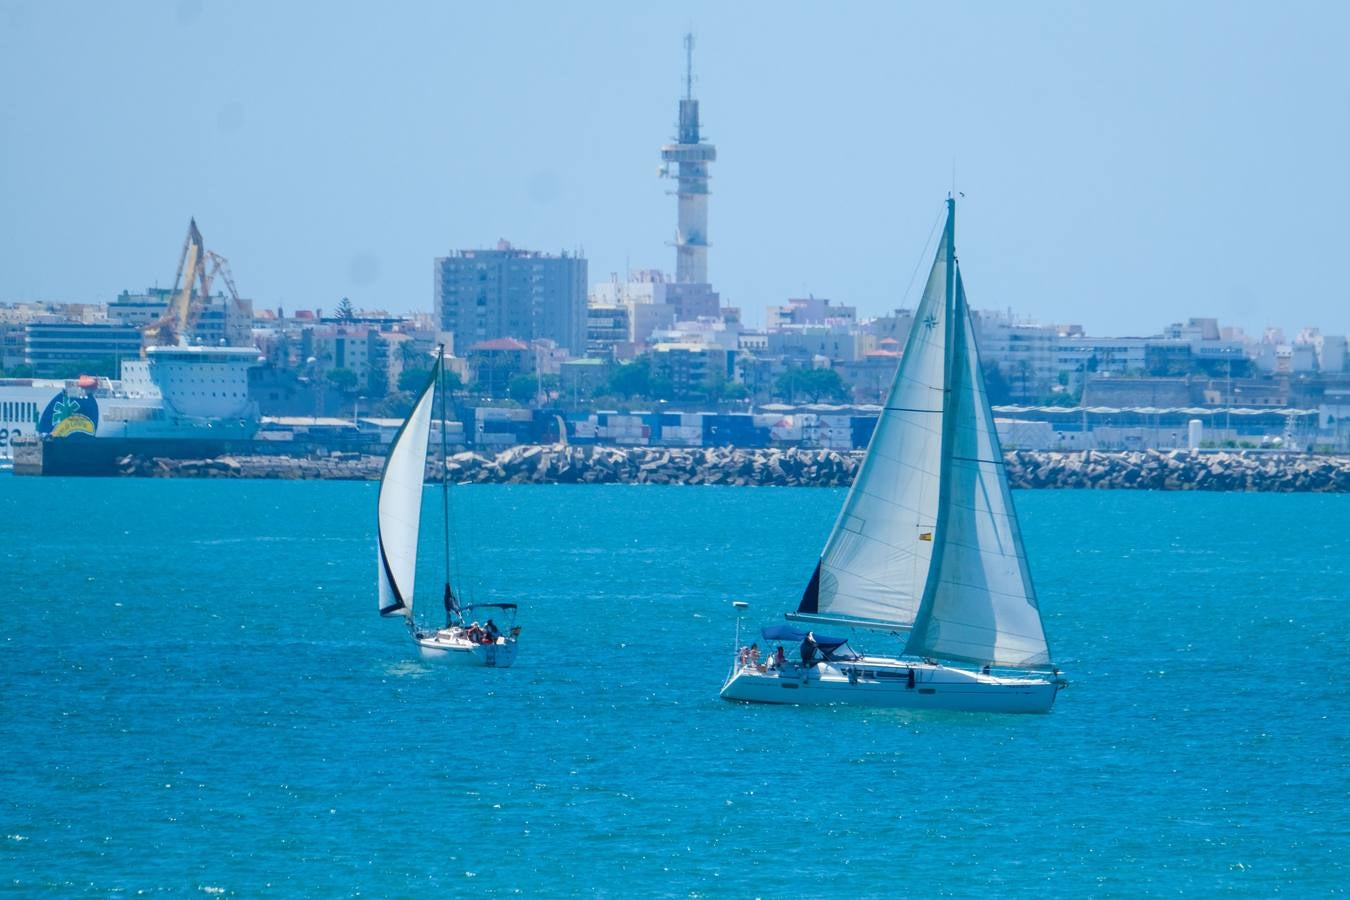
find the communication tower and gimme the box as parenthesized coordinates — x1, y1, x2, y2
(660, 33, 717, 285)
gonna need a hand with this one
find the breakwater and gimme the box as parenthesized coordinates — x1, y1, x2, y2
(113, 446, 1350, 491)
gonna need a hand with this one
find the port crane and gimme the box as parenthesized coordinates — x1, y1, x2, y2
(142, 219, 208, 349)
(141, 219, 251, 351)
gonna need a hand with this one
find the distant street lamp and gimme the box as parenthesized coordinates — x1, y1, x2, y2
(354, 395, 367, 427)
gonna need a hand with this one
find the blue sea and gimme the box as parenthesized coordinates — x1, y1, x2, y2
(3, 477, 1348, 896)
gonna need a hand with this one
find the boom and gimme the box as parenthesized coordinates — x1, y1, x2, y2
(142, 219, 209, 350)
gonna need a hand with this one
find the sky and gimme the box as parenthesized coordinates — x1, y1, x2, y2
(2, 0, 1347, 337)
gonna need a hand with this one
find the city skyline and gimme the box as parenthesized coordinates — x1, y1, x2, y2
(2, 1, 1347, 337)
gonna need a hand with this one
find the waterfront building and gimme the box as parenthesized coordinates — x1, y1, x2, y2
(765, 327, 861, 365)
(1316, 334, 1347, 374)
(434, 240, 587, 357)
(1318, 384, 1350, 450)
(1, 323, 26, 371)
(300, 324, 374, 388)
(0, 301, 104, 325)
(648, 342, 734, 399)
(767, 296, 857, 330)
(292, 324, 424, 397)
(108, 288, 254, 348)
(653, 314, 743, 352)
(466, 337, 532, 397)
(971, 311, 1066, 401)
(1082, 376, 1194, 408)
(1293, 328, 1347, 374)
(837, 341, 902, 404)
(586, 305, 629, 359)
(559, 357, 610, 403)
(587, 270, 678, 358)
(24, 322, 144, 377)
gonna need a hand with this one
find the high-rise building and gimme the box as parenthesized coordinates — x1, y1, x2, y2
(434, 240, 587, 356)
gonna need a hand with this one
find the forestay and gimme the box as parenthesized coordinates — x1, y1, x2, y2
(797, 231, 950, 629)
(904, 273, 1051, 668)
(377, 359, 438, 618)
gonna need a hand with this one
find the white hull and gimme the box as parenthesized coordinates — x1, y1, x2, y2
(720, 656, 1058, 713)
(413, 629, 519, 668)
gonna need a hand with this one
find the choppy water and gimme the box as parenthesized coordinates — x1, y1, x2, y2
(3, 478, 1348, 895)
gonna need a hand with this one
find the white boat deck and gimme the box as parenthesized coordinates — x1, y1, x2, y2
(721, 656, 1059, 713)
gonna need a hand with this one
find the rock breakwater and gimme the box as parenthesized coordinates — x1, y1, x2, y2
(115, 446, 1350, 491)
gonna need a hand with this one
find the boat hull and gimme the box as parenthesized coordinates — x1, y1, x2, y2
(720, 658, 1058, 713)
(414, 631, 518, 668)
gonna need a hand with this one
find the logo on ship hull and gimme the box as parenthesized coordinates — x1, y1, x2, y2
(38, 391, 99, 439)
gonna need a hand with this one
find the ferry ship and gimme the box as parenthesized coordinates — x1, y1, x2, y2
(1, 344, 261, 475)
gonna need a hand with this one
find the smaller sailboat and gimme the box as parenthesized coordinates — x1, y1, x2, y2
(377, 347, 520, 666)
(721, 197, 1064, 712)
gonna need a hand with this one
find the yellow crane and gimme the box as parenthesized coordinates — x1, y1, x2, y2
(141, 219, 251, 352)
(142, 219, 209, 351)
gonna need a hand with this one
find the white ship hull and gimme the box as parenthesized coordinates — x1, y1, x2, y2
(720, 656, 1059, 713)
(413, 629, 519, 668)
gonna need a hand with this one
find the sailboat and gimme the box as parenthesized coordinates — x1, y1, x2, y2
(377, 347, 520, 666)
(721, 197, 1064, 712)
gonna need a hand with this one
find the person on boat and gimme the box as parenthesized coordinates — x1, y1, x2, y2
(800, 632, 818, 668)
(774, 645, 786, 669)
(749, 643, 761, 669)
(484, 619, 501, 643)
(467, 622, 483, 643)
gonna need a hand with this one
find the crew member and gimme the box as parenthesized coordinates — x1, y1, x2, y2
(800, 631, 818, 668)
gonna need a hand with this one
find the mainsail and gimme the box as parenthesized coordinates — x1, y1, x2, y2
(903, 272, 1051, 668)
(797, 230, 950, 629)
(376, 358, 439, 618)
(800, 196, 1051, 670)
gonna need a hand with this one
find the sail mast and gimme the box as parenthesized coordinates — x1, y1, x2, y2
(905, 197, 959, 654)
(437, 348, 456, 623)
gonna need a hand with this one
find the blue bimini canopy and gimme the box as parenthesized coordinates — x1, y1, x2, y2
(760, 624, 857, 659)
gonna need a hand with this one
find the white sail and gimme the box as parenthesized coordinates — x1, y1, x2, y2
(376, 361, 438, 618)
(797, 231, 950, 628)
(904, 273, 1051, 668)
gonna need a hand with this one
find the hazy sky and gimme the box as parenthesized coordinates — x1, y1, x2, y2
(2, 1, 1347, 337)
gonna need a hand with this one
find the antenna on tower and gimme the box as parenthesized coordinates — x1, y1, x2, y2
(684, 32, 694, 100)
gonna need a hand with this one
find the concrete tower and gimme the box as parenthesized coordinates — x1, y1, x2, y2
(661, 34, 716, 285)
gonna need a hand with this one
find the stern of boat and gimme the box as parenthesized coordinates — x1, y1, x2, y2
(470, 638, 518, 668)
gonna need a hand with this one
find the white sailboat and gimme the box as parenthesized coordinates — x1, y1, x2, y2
(721, 197, 1064, 712)
(377, 348, 520, 666)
